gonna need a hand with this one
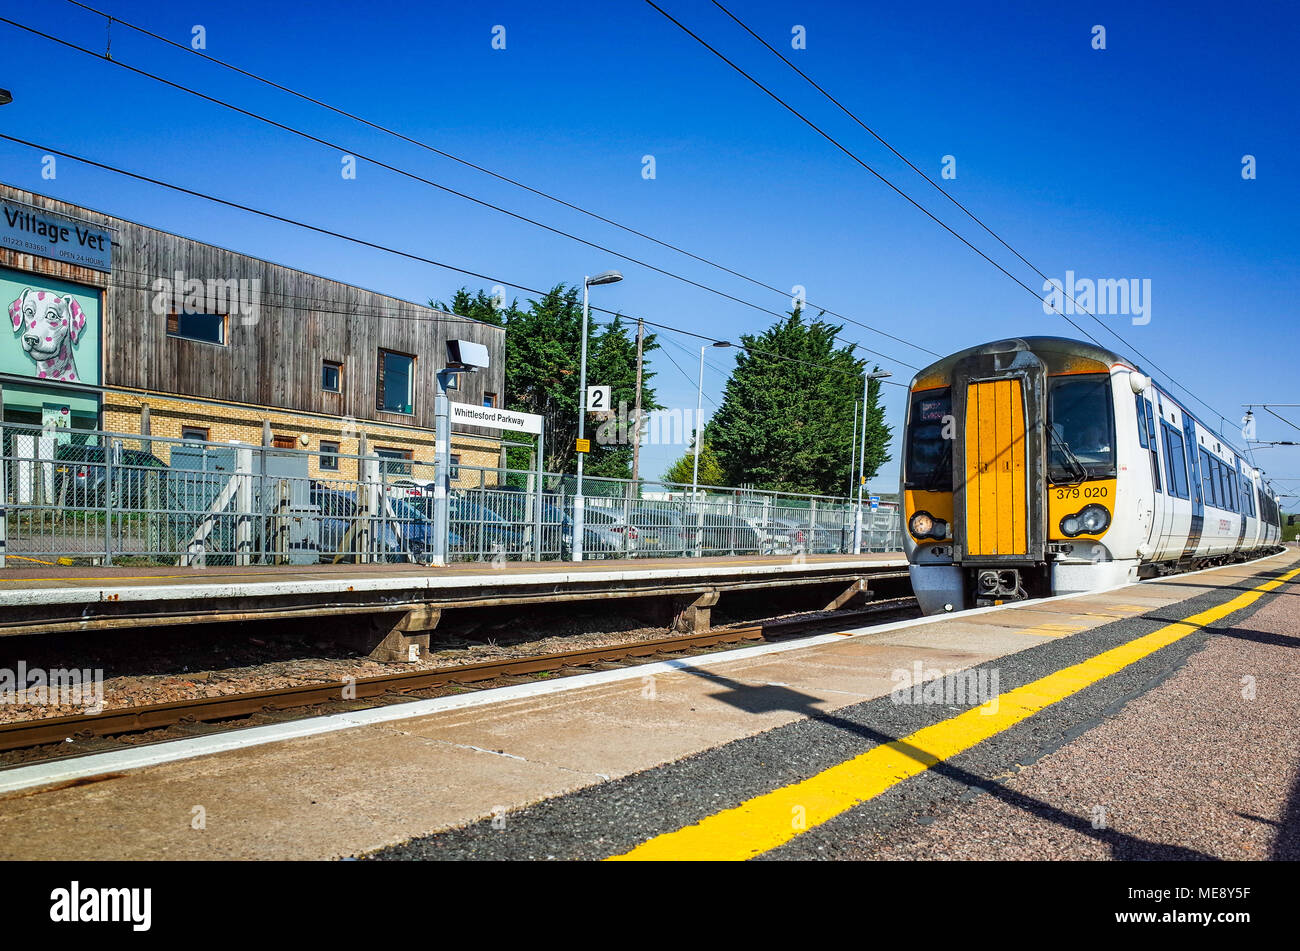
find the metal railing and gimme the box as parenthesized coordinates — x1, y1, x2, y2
(0, 423, 901, 568)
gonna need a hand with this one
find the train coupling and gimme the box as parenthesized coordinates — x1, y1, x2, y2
(974, 567, 1028, 606)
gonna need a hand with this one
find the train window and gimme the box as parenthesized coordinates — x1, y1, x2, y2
(1137, 396, 1161, 492)
(1048, 375, 1116, 482)
(1162, 423, 1190, 500)
(1200, 450, 1218, 507)
(904, 388, 953, 490)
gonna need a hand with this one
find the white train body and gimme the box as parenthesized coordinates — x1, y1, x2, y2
(901, 337, 1282, 614)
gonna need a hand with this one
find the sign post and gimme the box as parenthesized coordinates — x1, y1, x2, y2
(435, 399, 545, 565)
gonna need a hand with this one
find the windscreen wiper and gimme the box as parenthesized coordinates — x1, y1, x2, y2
(1048, 428, 1088, 486)
(923, 440, 954, 491)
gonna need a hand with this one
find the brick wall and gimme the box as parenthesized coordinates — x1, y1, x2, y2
(102, 391, 503, 486)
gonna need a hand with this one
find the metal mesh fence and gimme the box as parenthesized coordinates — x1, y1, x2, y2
(0, 423, 900, 568)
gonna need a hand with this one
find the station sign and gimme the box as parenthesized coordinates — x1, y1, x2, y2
(449, 402, 543, 435)
(1, 200, 112, 272)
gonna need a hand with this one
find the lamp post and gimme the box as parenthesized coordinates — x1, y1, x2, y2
(573, 269, 623, 561)
(691, 341, 732, 494)
(854, 370, 892, 553)
(0, 90, 12, 106)
(689, 341, 732, 556)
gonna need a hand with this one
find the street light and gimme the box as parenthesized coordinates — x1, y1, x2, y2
(0, 90, 12, 106)
(573, 269, 623, 561)
(692, 341, 732, 496)
(688, 341, 732, 557)
(854, 370, 893, 554)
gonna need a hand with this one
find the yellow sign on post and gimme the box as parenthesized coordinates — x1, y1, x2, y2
(576, 438, 591, 453)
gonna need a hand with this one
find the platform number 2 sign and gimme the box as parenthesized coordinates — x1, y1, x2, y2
(587, 385, 611, 413)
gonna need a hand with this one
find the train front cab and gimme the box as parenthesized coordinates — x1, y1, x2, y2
(903, 339, 1139, 614)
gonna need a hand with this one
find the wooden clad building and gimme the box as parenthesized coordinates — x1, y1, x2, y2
(0, 183, 506, 480)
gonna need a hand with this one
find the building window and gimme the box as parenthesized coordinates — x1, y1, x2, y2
(483, 392, 497, 408)
(167, 311, 227, 346)
(321, 360, 342, 393)
(271, 434, 297, 450)
(376, 447, 413, 476)
(377, 349, 415, 414)
(181, 425, 209, 442)
(319, 440, 340, 472)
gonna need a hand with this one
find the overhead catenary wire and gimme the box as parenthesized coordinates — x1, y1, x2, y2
(709, 0, 1235, 431)
(61, 0, 938, 364)
(0, 134, 907, 412)
(0, 11, 922, 374)
(650, 0, 1237, 425)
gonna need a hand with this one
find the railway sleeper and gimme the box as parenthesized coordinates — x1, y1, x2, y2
(360, 605, 441, 663)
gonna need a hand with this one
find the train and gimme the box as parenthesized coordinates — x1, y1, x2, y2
(901, 336, 1283, 614)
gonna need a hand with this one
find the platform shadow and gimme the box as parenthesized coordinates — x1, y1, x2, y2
(684, 665, 1220, 860)
(1271, 767, 1300, 860)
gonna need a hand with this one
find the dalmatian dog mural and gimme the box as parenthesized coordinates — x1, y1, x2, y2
(8, 288, 88, 382)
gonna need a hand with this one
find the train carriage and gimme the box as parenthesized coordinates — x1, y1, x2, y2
(902, 336, 1282, 614)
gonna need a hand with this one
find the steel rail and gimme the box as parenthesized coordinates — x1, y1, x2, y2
(0, 600, 916, 755)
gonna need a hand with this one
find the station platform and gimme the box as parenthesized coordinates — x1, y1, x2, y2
(0, 553, 907, 657)
(0, 549, 1295, 860)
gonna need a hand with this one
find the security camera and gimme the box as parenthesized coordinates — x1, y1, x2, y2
(446, 339, 490, 372)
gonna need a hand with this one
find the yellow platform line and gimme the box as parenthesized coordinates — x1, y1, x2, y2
(609, 565, 1300, 861)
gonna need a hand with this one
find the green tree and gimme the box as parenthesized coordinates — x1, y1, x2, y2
(705, 306, 890, 495)
(664, 439, 725, 486)
(435, 285, 659, 477)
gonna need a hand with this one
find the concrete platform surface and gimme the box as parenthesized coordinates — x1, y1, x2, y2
(0, 551, 1293, 860)
(0, 553, 904, 596)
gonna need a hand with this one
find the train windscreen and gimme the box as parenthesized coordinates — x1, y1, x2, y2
(905, 388, 953, 489)
(1048, 375, 1116, 483)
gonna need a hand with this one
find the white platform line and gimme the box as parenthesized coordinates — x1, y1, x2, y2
(0, 559, 908, 607)
(0, 550, 1287, 796)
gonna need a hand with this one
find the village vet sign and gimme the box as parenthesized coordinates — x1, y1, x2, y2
(1, 201, 112, 273)
(450, 402, 544, 435)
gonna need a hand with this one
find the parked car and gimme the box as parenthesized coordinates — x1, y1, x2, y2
(579, 507, 638, 558)
(52, 444, 168, 508)
(486, 487, 574, 559)
(628, 506, 690, 557)
(757, 516, 808, 555)
(310, 486, 426, 563)
(393, 494, 524, 557)
(687, 513, 763, 555)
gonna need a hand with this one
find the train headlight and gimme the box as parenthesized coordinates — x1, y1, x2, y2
(1060, 503, 1110, 537)
(909, 511, 947, 540)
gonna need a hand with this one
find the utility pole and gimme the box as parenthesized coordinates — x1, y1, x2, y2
(630, 317, 645, 487)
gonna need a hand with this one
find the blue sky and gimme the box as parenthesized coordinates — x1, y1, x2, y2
(2, 0, 1297, 496)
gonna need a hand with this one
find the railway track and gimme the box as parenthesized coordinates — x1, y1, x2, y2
(0, 598, 919, 761)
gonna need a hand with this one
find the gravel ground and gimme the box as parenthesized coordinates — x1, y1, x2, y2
(853, 587, 1300, 860)
(368, 557, 1299, 861)
(0, 601, 867, 724)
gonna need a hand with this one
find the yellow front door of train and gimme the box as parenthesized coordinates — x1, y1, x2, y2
(963, 379, 1029, 557)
